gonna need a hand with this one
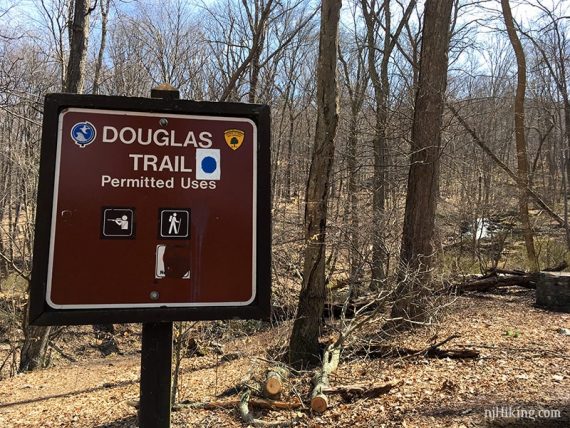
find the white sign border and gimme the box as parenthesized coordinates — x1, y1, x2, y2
(46, 108, 257, 309)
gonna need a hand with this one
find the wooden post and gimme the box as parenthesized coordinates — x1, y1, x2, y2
(139, 322, 173, 427)
(139, 84, 180, 428)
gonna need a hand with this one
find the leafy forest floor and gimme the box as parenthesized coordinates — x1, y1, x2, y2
(0, 288, 569, 427)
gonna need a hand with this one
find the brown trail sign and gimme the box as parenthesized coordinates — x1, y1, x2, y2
(29, 90, 270, 428)
(29, 93, 271, 325)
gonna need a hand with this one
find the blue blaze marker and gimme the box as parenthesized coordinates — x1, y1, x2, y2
(201, 156, 217, 174)
(196, 149, 221, 180)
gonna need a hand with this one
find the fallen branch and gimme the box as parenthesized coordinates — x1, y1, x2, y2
(322, 380, 402, 401)
(454, 261, 569, 293)
(238, 390, 298, 427)
(358, 335, 479, 360)
(457, 274, 535, 292)
(310, 345, 341, 413)
(174, 396, 302, 411)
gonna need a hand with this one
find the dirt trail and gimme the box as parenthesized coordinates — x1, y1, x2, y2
(0, 291, 569, 427)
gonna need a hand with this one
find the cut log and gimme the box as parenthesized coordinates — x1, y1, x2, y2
(264, 367, 289, 397)
(310, 345, 341, 413)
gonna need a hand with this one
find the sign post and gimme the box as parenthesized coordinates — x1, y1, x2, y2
(29, 88, 271, 427)
(140, 321, 172, 427)
(138, 85, 179, 428)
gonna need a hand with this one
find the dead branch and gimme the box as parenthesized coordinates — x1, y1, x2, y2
(486, 268, 527, 276)
(238, 390, 297, 427)
(322, 380, 402, 401)
(174, 396, 302, 411)
(455, 273, 537, 292)
(358, 334, 479, 360)
(310, 345, 341, 413)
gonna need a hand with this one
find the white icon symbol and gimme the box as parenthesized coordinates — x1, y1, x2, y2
(103, 209, 134, 237)
(168, 213, 181, 235)
(160, 209, 189, 238)
(108, 215, 129, 230)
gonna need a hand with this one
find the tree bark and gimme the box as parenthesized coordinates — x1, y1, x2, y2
(501, 0, 539, 272)
(92, 0, 110, 94)
(19, 299, 51, 372)
(391, 0, 453, 323)
(288, 0, 341, 367)
(65, 0, 90, 93)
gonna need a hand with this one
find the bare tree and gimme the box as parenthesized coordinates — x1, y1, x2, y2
(65, 0, 91, 93)
(390, 0, 453, 324)
(289, 0, 342, 367)
(360, 0, 417, 288)
(501, 0, 539, 271)
(92, 0, 111, 94)
(338, 26, 368, 300)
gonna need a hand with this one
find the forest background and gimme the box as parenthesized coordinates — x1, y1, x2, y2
(0, 0, 569, 419)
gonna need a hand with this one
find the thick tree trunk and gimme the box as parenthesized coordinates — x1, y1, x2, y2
(501, 0, 539, 272)
(288, 0, 341, 367)
(391, 0, 453, 323)
(65, 0, 90, 93)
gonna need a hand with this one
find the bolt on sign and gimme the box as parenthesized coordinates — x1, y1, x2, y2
(29, 94, 270, 325)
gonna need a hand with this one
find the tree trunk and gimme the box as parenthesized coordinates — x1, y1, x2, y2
(19, 300, 51, 372)
(65, 0, 90, 93)
(361, 0, 416, 288)
(501, 0, 539, 272)
(20, 0, 92, 373)
(347, 105, 362, 300)
(391, 0, 453, 323)
(92, 0, 110, 94)
(288, 0, 341, 367)
(339, 44, 367, 300)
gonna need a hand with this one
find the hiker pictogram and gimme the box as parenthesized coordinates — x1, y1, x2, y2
(159, 209, 190, 239)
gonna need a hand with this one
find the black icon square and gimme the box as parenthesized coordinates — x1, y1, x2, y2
(159, 209, 190, 239)
(102, 208, 135, 239)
